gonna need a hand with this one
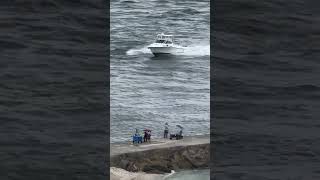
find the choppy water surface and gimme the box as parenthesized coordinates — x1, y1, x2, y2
(213, 0, 320, 179)
(111, 0, 210, 142)
(0, 1, 108, 179)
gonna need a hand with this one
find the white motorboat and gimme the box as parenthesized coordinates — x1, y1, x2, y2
(148, 33, 184, 56)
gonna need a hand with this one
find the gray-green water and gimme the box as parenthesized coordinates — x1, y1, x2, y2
(165, 169, 210, 180)
(110, 0, 210, 143)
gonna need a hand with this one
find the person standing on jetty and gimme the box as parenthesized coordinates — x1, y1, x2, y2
(164, 122, 169, 138)
(144, 130, 148, 142)
(147, 130, 151, 142)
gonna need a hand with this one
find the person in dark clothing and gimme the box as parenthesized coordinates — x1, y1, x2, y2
(144, 131, 148, 142)
(164, 122, 169, 138)
(147, 131, 151, 142)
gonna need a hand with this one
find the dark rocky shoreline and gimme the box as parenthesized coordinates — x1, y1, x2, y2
(110, 137, 209, 174)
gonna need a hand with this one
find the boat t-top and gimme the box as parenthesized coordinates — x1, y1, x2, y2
(148, 33, 184, 56)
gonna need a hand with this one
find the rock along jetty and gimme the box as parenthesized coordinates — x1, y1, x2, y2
(110, 135, 210, 174)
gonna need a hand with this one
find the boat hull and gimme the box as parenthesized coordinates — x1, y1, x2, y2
(148, 47, 183, 56)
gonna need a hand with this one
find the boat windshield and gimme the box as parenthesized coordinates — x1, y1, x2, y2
(156, 40, 165, 43)
(155, 34, 174, 43)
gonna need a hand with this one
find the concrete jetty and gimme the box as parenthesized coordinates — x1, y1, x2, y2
(110, 135, 210, 175)
(111, 135, 210, 156)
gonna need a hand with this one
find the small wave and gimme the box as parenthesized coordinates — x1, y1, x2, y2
(163, 170, 175, 179)
(120, 0, 138, 3)
(181, 8, 201, 15)
(161, 8, 201, 18)
(283, 84, 320, 92)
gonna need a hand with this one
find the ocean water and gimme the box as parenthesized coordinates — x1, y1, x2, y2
(0, 0, 108, 179)
(166, 169, 210, 180)
(110, 0, 210, 142)
(212, 0, 320, 179)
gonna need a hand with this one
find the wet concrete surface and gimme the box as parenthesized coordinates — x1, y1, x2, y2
(110, 135, 210, 157)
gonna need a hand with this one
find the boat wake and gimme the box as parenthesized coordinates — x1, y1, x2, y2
(126, 44, 210, 56)
(181, 44, 210, 56)
(126, 45, 152, 56)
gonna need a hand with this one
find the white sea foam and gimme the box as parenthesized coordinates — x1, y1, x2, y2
(126, 44, 210, 56)
(163, 170, 175, 179)
(110, 167, 164, 180)
(126, 45, 152, 56)
(181, 44, 210, 56)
